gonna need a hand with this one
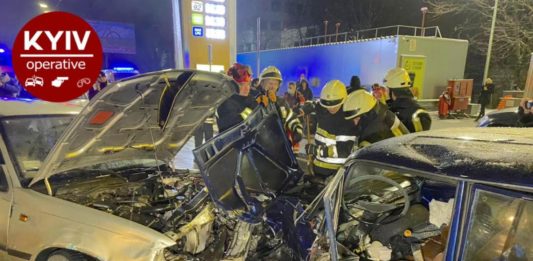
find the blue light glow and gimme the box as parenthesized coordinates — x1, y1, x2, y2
(113, 67, 136, 72)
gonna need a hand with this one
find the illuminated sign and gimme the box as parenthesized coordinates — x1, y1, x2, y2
(206, 28, 226, 39)
(205, 3, 226, 15)
(192, 1, 203, 12)
(205, 16, 225, 27)
(196, 64, 225, 72)
(192, 26, 204, 37)
(191, 13, 204, 25)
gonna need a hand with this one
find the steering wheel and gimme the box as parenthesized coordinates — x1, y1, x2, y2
(343, 175, 410, 225)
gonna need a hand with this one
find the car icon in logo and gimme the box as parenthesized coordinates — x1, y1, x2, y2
(25, 76, 44, 87)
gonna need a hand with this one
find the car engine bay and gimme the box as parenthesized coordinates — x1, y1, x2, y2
(33, 164, 302, 260)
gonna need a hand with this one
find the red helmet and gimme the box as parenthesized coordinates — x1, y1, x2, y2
(227, 63, 252, 83)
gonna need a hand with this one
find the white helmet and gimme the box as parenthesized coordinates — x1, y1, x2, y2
(259, 66, 282, 83)
(384, 67, 412, 89)
(319, 80, 348, 108)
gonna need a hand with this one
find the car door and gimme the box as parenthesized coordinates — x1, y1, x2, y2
(0, 141, 13, 259)
(458, 185, 533, 260)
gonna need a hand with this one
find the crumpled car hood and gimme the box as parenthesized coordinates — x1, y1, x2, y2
(30, 70, 237, 186)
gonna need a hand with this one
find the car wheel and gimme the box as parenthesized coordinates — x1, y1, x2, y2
(47, 250, 88, 261)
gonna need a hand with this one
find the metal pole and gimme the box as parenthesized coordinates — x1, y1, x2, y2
(256, 17, 261, 76)
(482, 0, 499, 86)
(421, 7, 428, 37)
(396, 26, 400, 36)
(335, 23, 340, 42)
(208, 44, 213, 72)
(324, 20, 328, 43)
(525, 54, 533, 98)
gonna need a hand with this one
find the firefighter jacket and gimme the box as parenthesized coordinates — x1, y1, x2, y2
(216, 94, 258, 132)
(389, 97, 432, 133)
(275, 97, 303, 142)
(357, 102, 410, 148)
(302, 101, 357, 177)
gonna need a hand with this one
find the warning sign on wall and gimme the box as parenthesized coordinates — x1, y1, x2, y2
(401, 55, 426, 99)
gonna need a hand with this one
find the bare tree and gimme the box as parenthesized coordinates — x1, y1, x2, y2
(426, 0, 533, 88)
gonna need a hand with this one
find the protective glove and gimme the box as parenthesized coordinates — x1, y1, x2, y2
(267, 90, 277, 102)
(293, 129, 303, 143)
(256, 95, 269, 107)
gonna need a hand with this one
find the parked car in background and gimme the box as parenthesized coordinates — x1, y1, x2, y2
(478, 107, 520, 127)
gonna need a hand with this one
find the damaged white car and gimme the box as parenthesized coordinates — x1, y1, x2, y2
(0, 70, 262, 260)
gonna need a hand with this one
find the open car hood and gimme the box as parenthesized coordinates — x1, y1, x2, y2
(30, 70, 237, 186)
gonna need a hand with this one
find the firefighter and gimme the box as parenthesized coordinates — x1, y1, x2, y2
(301, 80, 357, 178)
(384, 67, 432, 132)
(216, 63, 257, 132)
(258, 66, 303, 145)
(343, 90, 409, 148)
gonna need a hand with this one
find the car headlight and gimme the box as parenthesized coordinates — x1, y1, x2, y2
(478, 116, 490, 127)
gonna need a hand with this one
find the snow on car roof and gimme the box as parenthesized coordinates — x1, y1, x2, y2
(352, 128, 533, 188)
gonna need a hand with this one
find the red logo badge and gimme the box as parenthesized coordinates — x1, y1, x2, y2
(12, 12, 103, 102)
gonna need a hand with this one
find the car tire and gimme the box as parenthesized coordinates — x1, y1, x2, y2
(47, 250, 88, 261)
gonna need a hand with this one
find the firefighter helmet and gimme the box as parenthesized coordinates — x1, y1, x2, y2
(485, 78, 493, 85)
(319, 80, 348, 108)
(227, 63, 252, 83)
(343, 90, 378, 119)
(384, 67, 412, 88)
(259, 66, 282, 83)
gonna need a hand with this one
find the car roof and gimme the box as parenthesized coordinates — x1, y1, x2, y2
(352, 128, 533, 189)
(0, 98, 84, 117)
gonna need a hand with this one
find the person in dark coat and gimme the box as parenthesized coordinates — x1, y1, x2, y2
(475, 78, 495, 121)
(88, 71, 109, 100)
(517, 98, 533, 127)
(347, 75, 364, 93)
(297, 79, 313, 101)
(0, 72, 20, 98)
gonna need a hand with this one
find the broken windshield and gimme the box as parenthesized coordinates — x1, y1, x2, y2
(1, 115, 74, 183)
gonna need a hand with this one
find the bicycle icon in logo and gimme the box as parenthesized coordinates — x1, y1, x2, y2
(77, 78, 91, 88)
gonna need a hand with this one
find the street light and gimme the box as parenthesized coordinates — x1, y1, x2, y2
(39, 2, 48, 8)
(420, 7, 428, 36)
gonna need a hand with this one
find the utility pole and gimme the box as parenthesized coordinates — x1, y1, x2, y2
(324, 20, 328, 43)
(335, 23, 341, 42)
(482, 0, 499, 86)
(256, 17, 261, 76)
(525, 53, 533, 98)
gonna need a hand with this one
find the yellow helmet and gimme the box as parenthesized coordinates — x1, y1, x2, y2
(485, 78, 493, 85)
(319, 80, 348, 108)
(343, 90, 378, 119)
(259, 66, 282, 83)
(384, 67, 411, 88)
